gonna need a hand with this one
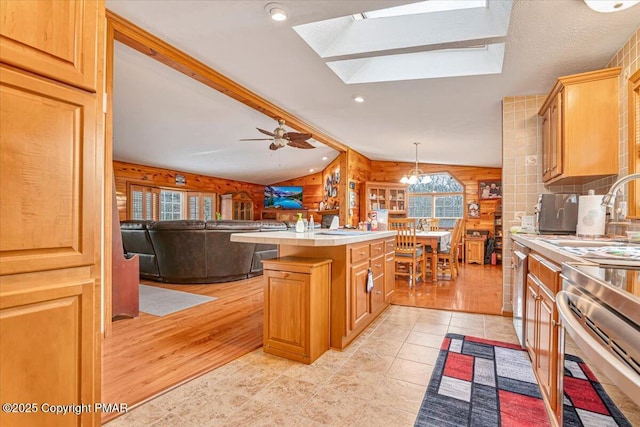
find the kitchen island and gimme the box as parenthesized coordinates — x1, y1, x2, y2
(231, 230, 397, 349)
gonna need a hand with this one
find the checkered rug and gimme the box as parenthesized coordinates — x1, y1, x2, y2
(414, 334, 631, 427)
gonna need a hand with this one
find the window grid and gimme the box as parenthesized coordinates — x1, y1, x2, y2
(160, 190, 183, 220)
(407, 173, 464, 223)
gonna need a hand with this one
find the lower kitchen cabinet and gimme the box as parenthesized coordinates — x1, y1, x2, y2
(262, 257, 332, 364)
(526, 252, 562, 424)
(277, 235, 396, 350)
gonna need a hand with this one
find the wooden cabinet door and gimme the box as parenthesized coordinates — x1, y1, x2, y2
(384, 252, 395, 302)
(525, 277, 538, 358)
(0, 65, 96, 275)
(370, 254, 385, 313)
(350, 261, 370, 331)
(0, 0, 98, 91)
(263, 270, 309, 357)
(537, 285, 558, 413)
(542, 106, 551, 181)
(548, 93, 562, 180)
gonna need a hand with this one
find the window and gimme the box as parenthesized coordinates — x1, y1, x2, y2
(160, 190, 184, 220)
(128, 185, 218, 221)
(407, 173, 464, 228)
(187, 192, 217, 220)
(128, 184, 159, 220)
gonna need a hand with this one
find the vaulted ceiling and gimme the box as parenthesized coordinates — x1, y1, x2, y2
(107, 0, 640, 185)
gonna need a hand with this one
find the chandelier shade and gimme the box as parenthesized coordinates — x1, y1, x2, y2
(400, 142, 432, 185)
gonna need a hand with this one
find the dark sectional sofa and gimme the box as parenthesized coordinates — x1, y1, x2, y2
(120, 219, 286, 284)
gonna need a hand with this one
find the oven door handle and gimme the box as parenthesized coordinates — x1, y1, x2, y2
(557, 289, 640, 406)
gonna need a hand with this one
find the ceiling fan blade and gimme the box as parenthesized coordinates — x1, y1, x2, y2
(257, 128, 275, 137)
(287, 140, 315, 149)
(239, 138, 274, 141)
(285, 132, 312, 140)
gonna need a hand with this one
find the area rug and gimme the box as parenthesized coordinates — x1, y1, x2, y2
(414, 333, 631, 427)
(139, 284, 217, 316)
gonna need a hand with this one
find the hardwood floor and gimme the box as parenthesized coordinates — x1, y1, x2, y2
(101, 277, 264, 423)
(102, 262, 503, 423)
(392, 262, 504, 315)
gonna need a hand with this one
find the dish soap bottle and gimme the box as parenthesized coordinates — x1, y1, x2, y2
(308, 215, 315, 233)
(295, 213, 305, 233)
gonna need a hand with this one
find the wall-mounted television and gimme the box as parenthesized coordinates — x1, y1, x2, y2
(264, 186, 303, 209)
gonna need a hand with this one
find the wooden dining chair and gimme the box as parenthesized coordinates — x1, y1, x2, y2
(389, 218, 426, 287)
(429, 218, 440, 231)
(437, 219, 463, 279)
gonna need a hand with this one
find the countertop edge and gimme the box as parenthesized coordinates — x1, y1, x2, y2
(230, 230, 397, 246)
(511, 234, 590, 265)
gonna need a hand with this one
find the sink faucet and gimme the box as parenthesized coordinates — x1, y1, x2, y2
(601, 173, 640, 219)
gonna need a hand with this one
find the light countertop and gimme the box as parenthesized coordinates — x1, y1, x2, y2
(230, 230, 397, 247)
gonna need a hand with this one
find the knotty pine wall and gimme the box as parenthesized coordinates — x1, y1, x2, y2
(347, 149, 373, 226)
(370, 161, 502, 207)
(113, 161, 264, 221)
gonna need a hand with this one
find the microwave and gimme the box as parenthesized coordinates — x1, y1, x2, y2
(536, 194, 579, 234)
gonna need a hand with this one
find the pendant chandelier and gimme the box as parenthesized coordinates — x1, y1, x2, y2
(400, 142, 432, 185)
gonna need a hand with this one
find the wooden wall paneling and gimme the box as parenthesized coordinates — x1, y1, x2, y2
(273, 171, 324, 222)
(113, 161, 264, 221)
(369, 160, 502, 227)
(347, 149, 372, 227)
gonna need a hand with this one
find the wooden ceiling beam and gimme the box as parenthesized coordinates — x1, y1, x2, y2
(106, 10, 348, 153)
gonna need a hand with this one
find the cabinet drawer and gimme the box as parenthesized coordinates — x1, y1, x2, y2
(371, 255, 384, 278)
(350, 244, 370, 264)
(529, 253, 561, 294)
(370, 242, 385, 257)
(385, 239, 395, 254)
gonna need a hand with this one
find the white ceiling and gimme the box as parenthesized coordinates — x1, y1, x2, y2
(108, 0, 640, 185)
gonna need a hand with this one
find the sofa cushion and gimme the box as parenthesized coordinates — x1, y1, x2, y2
(148, 221, 207, 283)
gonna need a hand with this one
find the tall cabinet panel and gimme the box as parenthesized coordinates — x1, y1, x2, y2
(0, 0, 98, 91)
(0, 1, 102, 426)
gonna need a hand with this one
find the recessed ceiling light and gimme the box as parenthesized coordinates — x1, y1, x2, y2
(265, 3, 288, 21)
(309, 168, 315, 173)
(353, 95, 365, 103)
(584, 0, 640, 12)
(322, 156, 328, 161)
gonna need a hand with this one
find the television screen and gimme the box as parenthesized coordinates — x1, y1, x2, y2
(264, 186, 304, 209)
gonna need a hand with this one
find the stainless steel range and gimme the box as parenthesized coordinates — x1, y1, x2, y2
(558, 262, 640, 406)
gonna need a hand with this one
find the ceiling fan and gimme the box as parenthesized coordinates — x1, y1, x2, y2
(240, 119, 315, 150)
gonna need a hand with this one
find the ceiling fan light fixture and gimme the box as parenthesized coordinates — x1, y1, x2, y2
(583, 0, 640, 12)
(265, 3, 288, 21)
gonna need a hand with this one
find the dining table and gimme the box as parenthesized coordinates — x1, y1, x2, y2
(415, 230, 452, 282)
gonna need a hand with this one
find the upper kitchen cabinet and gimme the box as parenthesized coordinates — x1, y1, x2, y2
(538, 67, 620, 185)
(0, 0, 98, 91)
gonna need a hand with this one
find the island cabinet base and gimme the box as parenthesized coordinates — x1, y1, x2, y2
(278, 236, 395, 350)
(262, 257, 332, 364)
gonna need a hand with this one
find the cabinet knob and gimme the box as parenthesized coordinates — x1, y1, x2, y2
(376, 291, 382, 294)
(281, 272, 289, 278)
(375, 264, 382, 268)
(376, 247, 382, 251)
(359, 251, 366, 256)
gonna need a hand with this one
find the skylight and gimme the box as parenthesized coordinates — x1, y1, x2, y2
(362, 0, 487, 19)
(293, 0, 512, 84)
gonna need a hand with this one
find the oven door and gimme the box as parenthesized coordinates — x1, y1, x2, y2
(556, 283, 640, 406)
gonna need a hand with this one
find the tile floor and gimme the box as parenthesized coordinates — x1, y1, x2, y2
(104, 305, 639, 426)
